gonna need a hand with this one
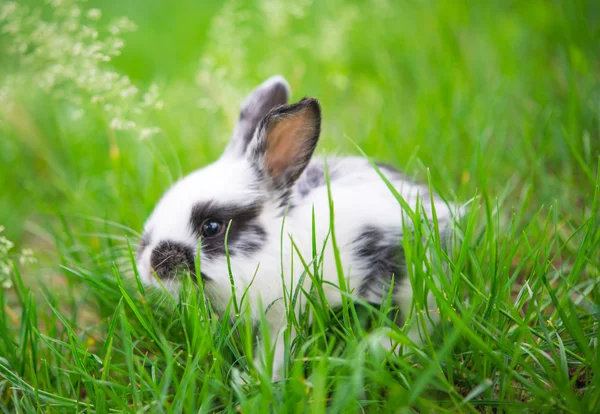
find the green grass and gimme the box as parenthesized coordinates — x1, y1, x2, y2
(1, 0, 599, 412)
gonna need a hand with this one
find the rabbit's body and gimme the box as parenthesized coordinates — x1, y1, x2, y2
(137, 76, 455, 380)
(269, 155, 452, 306)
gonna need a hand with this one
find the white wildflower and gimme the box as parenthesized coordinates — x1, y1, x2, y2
(47, 0, 66, 8)
(19, 249, 37, 265)
(0, 226, 15, 289)
(109, 16, 137, 35)
(109, 117, 136, 130)
(0, 229, 14, 255)
(80, 25, 98, 39)
(120, 85, 138, 98)
(140, 127, 161, 140)
(70, 107, 84, 120)
(2, 21, 19, 35)
(142, 84, 163, 109)
(72, 41, 83, 55)
(0, 269, 12, 289)
(0, 2, 18, 22)
(69, 6, 81, 18)
(86, 8, 101, 21)
(63, 20, 79, 33)
(109, 117, 124, 130)
(0, 0, 162, 141)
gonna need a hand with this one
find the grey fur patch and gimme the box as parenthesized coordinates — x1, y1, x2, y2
(295, 160, 329, 198)
(227, 79, 289, 156)
(279, 159, 337, 213)
(353, 226, 405, 303)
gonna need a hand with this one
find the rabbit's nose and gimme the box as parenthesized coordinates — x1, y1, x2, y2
(150, 240, 195, 280)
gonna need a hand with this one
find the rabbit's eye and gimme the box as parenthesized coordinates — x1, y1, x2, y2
(202, 219, 224, 237)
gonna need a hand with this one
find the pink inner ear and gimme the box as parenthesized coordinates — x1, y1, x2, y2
(265, 109, 316, 178)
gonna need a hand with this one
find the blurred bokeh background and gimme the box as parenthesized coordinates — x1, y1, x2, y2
(0, 0, 598, 256)
(0, 1, 598, 410)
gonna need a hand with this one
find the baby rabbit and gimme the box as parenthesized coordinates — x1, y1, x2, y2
(136, 75, 455, 380)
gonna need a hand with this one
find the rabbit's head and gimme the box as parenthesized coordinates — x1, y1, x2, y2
(136, 76, 321, 293)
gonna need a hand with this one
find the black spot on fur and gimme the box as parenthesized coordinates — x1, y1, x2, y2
(150, 240, 196, 280)
(354, 226, 405, 302)
(277, 189, 294, 210)
(190, 201, 267, 259)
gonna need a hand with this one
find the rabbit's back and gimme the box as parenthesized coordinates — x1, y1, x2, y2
(286, 155, 454, 304)
(291, 155, 453, 227)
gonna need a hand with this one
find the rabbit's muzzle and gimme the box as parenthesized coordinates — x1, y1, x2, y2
(150, 240, 196, 280)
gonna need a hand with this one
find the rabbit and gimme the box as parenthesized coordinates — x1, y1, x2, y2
(136, 75, 456, 381)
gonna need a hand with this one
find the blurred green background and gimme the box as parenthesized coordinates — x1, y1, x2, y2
(0, 1, 598, 411)
(0, 0, 597, 249)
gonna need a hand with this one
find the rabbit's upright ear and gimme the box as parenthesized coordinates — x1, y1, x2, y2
(225, 75, 290, 157)
(248, 98, 321, 192)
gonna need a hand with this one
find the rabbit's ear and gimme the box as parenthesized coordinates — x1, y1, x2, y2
(225, 75, 290, 157)
(248, 98, 321, 191)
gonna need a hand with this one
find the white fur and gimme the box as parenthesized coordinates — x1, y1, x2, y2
(137, 76, 457, 380)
